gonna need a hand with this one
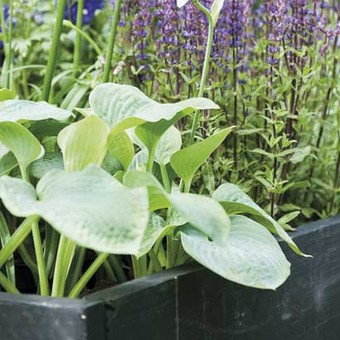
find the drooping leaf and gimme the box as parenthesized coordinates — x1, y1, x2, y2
(0, 166, 150, 255)
(170, 127, 232, 188)
(168, 192, 230, 241)
(0, 100, 72, 122)
(211, 0, 225, 25)
(212, 183, 309, 256)
(58, 115, 109, 171)
(0, 122, 44, 176)
(89, 83, 219, 128)
(181, 215, 290, 289)
(107, 130, 134, 170)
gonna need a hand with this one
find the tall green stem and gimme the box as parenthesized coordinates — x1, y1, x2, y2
(41, 0, 67, 101)
(73, 0, 84, 76)
(5, 0, 13, 89)
(31, 218, 49, 296)
(103, 0, 122, 82)
(189, 0, 214, 144)
(0, 216, 36, 267)
(0, 271, 19, 294)
(68, 253, 110, 299)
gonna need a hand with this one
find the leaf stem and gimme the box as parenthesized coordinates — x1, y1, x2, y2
(0, 271, 19, 294)
(73, 0, 84, 76)
(5, 0, 13, 89)
(103, 0, 122, 82)
(51, 236, 76, 297)
(31, 218, 49, 296)
(41, 0, 67, 102)
(68, 253, 110, 299)
(0, 216, 36, 268)
(64, 20, 102, 56)
(189, 0, 214, 144)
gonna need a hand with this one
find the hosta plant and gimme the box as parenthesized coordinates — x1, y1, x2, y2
(0, 83, 307, 298)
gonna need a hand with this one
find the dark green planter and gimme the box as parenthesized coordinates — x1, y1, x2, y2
(0, 216, 339, 340)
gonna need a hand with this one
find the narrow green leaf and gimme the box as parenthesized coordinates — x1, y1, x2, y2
(212, 183, 309, 257)
(58, 115, 109, 171)
(181, 215, 290, 289)
(170, 128, 232, 187)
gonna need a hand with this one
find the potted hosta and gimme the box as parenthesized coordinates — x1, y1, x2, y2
(0, 0, 339, 339)
(0, 82, 339, 340)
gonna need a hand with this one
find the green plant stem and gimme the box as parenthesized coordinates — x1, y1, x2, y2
(63, 20, 102, 56)
(41, 0, 67, 102)
(146, 147, 156, 173)
(102, 257, 117, 282)
(73, 0, 84, 76)
(160, 164, 171, 193)
(0, 216, 36, 267)
(67, 247, 86, 291)
(5, 0, 13, 89)
(52, 236, 76, 297)
(189, 0, 214, 145)
(148, 249, 162, 273)
(108, 255, 127, 283)
(103, 0, 122, 82)
(68, 253, 110, 298)
(0, 271, 19, 294)
(31, 218, 49, 296)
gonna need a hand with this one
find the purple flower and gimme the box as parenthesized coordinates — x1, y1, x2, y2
(64, 0, 105, 25)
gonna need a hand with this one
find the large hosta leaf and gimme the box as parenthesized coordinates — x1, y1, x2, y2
(89, 83, 219, 128)
(58, 115, 109, 171)
(212, 183, 308, 256)
(171, 127, 232, 188)
(155, 126, 182, 165)
(0, 166, 150, 255)
(181, 216, 290, 289)
(0, 122, 44, 175)
(0, 100, 72, 122)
